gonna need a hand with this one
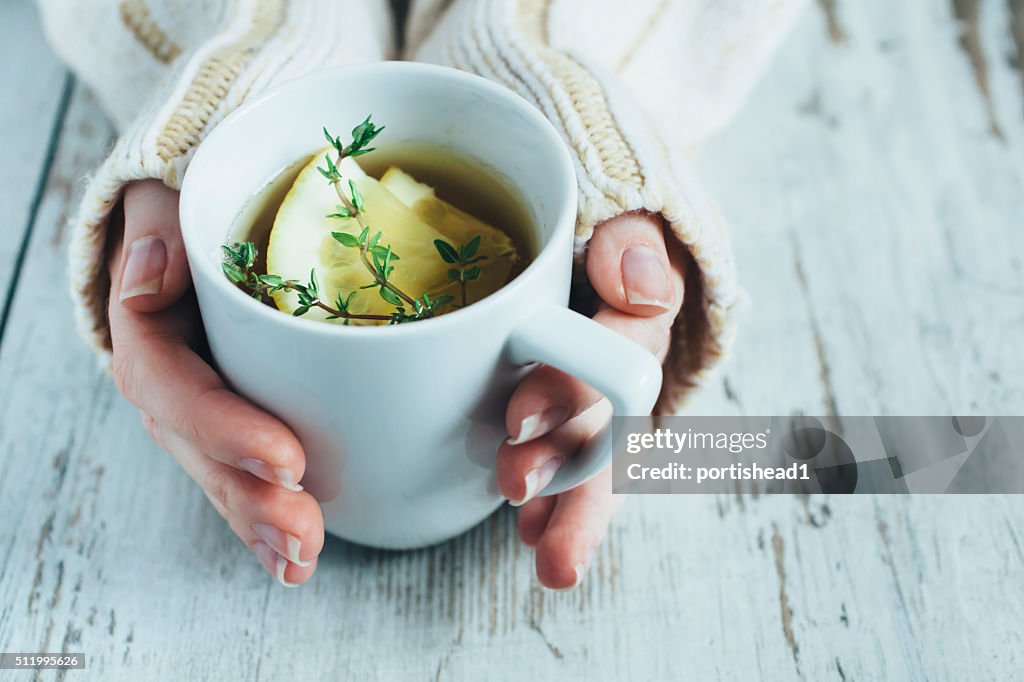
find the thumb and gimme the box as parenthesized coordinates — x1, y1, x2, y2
(585, 211, 683, 318)
(115, 180, 190, 312)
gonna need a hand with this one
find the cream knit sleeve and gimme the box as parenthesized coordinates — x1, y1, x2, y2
(40, 0, 393, 359)
(407, 0, 806, 413)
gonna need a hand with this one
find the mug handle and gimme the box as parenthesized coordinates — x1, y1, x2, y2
(506, 304, 664, 496)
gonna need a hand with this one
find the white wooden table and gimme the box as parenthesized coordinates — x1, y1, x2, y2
(2, 1, 1023, 679)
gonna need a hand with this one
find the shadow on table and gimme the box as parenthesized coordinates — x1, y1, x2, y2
(319, 502, 517, 559)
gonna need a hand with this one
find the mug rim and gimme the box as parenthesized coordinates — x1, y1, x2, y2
(179, 61, 577, 339)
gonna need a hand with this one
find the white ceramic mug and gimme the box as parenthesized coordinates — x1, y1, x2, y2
(180, 62, 662, 549)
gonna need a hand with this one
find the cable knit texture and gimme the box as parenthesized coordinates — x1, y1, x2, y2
(412, 0, 803, 410)
(40, 0, 393, 359)
(39, 0, 804, 412)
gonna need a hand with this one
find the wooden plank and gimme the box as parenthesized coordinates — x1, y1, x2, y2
(0, 1, 1022, 681)
(0, 0, 71, 337)
(690, 0, 1024, 417)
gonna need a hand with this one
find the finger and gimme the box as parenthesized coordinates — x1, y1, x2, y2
(499, 399, 611, 505)
(505, 300, 672, 447)
(534, 467, 623, 589)
(505, 365, 601, 445)
(116, 180, 191, 312)
(506, 215, 683, 446)
(590, 303, 676, 363)
(142, 412, 323, 586)
(516, 495, 557, 547)
(586, 211, 684, 317)
(110, 300, 306, 491)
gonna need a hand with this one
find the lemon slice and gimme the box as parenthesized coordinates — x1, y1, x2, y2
(380, 167, 518, 302)
(266, 150, 517, 324)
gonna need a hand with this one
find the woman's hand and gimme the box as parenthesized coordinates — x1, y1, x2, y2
(498, 211, 685, 589)
(108, 180, 323, 587)
(107, 183, 681, 591)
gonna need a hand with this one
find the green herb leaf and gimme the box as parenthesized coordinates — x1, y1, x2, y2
(222, 263, 245, 283)
(349, 179, 365, 212)
(309, 268, 319, 297)
(464, 266, 481, 281)
(221, 244, 245, 268)
(432, 295, 455, 311)
(351, 116, 373, 145)
(334, 291, 351, 314)
(350, 115, 384, 152)
(327, 204, 353, 219)
(461, 235, 481, 260)
(242, 242, 257, 268)
(323, 127, 340, 151)
(293, 306, 310, 317)
(317, 154, 340, 183)
(332, 231, 360, 247)
(370, 248, 401, 261)
(379, 287, 402, 306)
(434, 239, 459, 264)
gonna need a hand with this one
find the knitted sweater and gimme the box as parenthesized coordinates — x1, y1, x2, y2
(38, 0, 805, 413)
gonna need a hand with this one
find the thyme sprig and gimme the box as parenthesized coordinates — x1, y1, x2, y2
(222, 115, 488, 324)
(221, 241, 392, 322)
(328, 225, 455, 323)
(434, 235, 488, 307)
(318, 117, 425, 311)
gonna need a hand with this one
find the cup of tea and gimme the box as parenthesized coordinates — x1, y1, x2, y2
(179, 62, 661, 549)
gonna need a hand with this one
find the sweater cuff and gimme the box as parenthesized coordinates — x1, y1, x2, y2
(68, 0, 393, 364)
(412, 1, 739, 413)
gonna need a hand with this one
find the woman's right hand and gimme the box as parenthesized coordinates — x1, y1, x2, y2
(108, 180, 324, 586)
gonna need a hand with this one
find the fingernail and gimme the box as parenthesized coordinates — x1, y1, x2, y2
(622, 245, 672, 310)
(238, 458, 304, 492)
(119, 236, 167, 301)
(275, 468, 305, 492)
(559, 548, 596, 591)
(252, 523, 313, 567)
(508, 406, 569, 445)
(509, 457, 561, 507)
(252, 541, 299, 587)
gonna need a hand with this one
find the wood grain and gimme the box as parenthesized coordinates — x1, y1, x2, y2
(0, 0, 70, 341)
(688, 0, 1024, 417)
(0, 1, 1022, 680)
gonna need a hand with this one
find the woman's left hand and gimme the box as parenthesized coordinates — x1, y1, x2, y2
(498, 211, 685, 589)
